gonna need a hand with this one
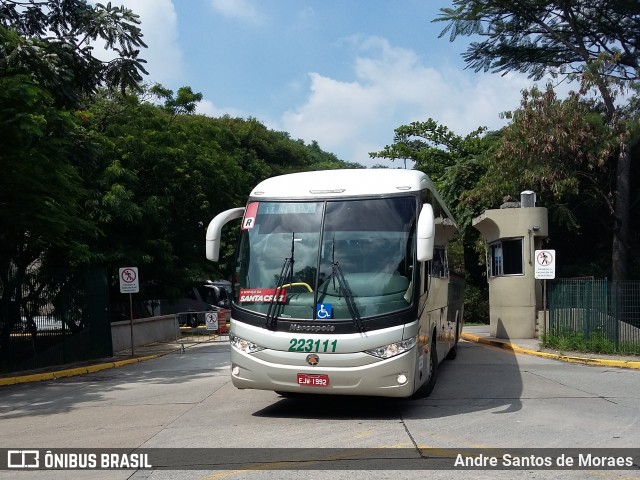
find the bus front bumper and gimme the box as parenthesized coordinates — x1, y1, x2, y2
(230, 347, 418, 398)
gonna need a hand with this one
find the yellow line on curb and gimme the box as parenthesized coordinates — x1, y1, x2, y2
(461, 332, 640, 370)
(0, 355, 159, 387)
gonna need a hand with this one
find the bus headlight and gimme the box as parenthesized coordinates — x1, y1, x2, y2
(364, 336, 417, 359)
(230, 333, 265, 354)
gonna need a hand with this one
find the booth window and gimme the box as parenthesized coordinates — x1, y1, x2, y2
(488, 239, 523, 277)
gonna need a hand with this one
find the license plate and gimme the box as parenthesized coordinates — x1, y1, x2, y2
(297, 373, 329, 387)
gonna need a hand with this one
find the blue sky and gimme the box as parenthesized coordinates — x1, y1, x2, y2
(102, 0, 559, 167)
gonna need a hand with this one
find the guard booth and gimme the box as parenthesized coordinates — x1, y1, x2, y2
(472, 191, 549, 339)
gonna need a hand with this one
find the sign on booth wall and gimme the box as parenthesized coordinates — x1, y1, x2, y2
(534, 250, 556, 280)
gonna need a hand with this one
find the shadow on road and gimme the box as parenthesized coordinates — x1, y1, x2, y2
(253, 341, 523, 420)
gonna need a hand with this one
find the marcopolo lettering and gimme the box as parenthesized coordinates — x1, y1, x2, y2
(289, 324, 335, 332)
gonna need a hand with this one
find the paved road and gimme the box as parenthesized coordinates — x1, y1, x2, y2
(1, 338, 638, 479)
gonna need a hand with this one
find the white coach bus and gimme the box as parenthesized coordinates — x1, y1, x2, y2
(206, 169, 464, 398)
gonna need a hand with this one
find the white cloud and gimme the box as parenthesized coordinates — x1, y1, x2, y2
(196, 99, 246, 119)
(279, 36, 562, 167)
(210, 0, 264, 24)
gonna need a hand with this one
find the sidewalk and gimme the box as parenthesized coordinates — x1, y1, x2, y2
(0, 334, 228, 387)
(462, 325, 640, 370)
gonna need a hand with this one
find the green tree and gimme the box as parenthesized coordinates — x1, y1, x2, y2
(0, 0, 148, 105)
(150, 84, 203, 122)
(84, 91, 240, 298)
(474, 86, 616, 214)
(471, 85, 622, 277)
(0, 0, 148, 344)
(436, 0, 640, 281)
(0, 71, 89, 330)
(84, 88, 360, 301)
(302, 140, 365, 171)
(371, 120, 500, 322)
(371, 119, 497, 229)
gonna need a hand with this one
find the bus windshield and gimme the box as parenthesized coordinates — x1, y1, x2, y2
(234, 196, 417, 321)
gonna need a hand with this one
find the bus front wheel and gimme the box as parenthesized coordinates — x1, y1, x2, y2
(411, 334, 438, 399)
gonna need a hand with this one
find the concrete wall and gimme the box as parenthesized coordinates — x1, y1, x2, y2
(488, 275, 538, 338)
(111, 315, 179, 353)
(473, 206, 549, 339)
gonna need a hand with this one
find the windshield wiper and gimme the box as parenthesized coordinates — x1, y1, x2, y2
(331, 240, 365, 332)
(264, 233, 295, 330)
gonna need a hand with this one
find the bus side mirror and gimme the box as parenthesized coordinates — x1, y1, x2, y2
(206, 207, 245, 261)
(416, 204, 435, 262)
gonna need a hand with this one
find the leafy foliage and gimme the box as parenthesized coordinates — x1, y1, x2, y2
(0, 0, 148, 107)
(471, 85, 616, 208)
(471, 85, 629, 278)
(1, 1, 357, 319)
(435, 0, 640, 281)
(435, 0, 640, 84)
(0, 73, 89, 273)
(371, 118, 498, 230)
(81, 88, 360, 300)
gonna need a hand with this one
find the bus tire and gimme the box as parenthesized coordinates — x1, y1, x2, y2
(412, 334, 438, 398)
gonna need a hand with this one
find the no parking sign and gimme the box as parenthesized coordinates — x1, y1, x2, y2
(534, 250, 556, 279)
(119, 267, 139, 293)
(205, 311, 219, 331)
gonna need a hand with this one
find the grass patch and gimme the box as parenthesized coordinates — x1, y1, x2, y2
(542, 328, 640, 356)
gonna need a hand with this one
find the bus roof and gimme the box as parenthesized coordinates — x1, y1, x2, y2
(250, 169, 436, 199)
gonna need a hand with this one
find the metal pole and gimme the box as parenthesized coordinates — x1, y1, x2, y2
(129, 293, 134, 356)
(542, 280, 547, 337)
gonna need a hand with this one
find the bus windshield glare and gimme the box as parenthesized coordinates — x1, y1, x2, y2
(234, 197, 417, 321)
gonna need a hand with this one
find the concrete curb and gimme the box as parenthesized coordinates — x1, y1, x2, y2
(461, 332, 640, 370)
(0, 355, 159, 387)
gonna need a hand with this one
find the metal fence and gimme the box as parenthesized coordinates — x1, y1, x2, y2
(548, 278, 640, 352)
(0, 269, 112, 374)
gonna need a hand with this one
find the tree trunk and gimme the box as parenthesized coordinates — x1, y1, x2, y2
(611, 140, 631, 283)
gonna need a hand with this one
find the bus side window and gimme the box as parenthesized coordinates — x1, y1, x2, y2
(431, 246, 448, 278)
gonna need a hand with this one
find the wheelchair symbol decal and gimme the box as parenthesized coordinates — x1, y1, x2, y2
(316, 303, 332, 319)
